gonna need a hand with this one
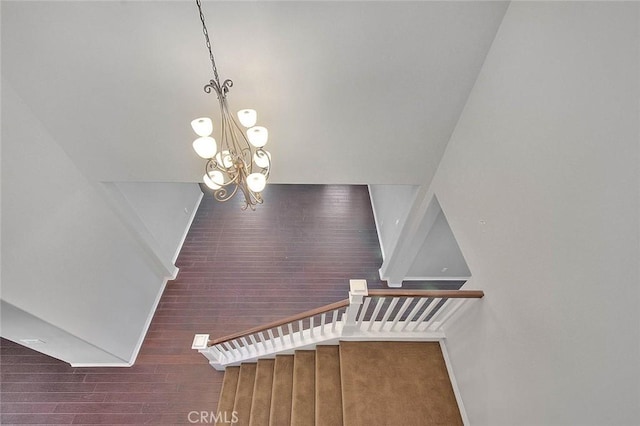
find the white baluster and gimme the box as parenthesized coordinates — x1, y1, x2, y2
(239, 337, 251, 357)
(277, 326, 285, 347)
(267, 329, 276, 350)
(249, 334, 259, 353)
(331, 309, 339, 333)
(222, 342, 236, 362)
(288, 323, 294, 344)
(389, 298, 413, 331)
(320, 313, 327, 336)
(428, 299, 466, 331)
(256, 332, 267, 353)
(400, 298, 429, 331)
(211, 345, 225, 363)
(367, 297, 385, 331)
(355, 298, 372, 329)
(410, 298, 439, 331)
(378, 297, 399, 331)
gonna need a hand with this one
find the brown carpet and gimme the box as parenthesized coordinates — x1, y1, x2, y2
(216, 342, 462, 425)
(233, 363, 257, 426)
(250, 359, 275, 426)
(315, 346, 343, 426)
(340, 341, 462, 426)
(216, 366, 240, 426)
(291, 351, 316, 426)
(269, 355, 294, 426)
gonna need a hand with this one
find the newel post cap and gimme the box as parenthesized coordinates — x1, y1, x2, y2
(349, 279, 368, 304)
(192, 334, 210, 350)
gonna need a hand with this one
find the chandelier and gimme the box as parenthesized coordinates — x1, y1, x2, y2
(190, 0, 271, 210)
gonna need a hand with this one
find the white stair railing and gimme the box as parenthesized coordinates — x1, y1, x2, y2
(193, 280, 484, 370)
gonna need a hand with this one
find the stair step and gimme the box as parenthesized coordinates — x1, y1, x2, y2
(340, 341, 462, 426)
(291, 350, 316, 426)
(269, 355, 294, 426)
(215, 366, 240, 426)
(249, 359, 275, 426)
(218, 341, 462, 426)
(315, 346, 343, 426)
(233, 363, 257, 426)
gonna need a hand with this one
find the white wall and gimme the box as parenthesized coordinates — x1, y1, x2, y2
(114, 182, 202, 263)
(1, 81, 202, 365)
(431, 3, 639, 424)
(406, 211, 470, 279)
(0, 301, 126, 365)
(368, 184, 418, 258)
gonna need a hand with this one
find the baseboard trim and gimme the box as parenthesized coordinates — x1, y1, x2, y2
(404, 276, 470, 282)
(440, 339, 470, 426)
(70, 362, 132, 368)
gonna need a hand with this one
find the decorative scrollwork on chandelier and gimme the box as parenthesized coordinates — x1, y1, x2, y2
(190, 0, 271, 210)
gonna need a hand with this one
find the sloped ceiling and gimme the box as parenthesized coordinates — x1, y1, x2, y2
(1, 1, 509, 364)
(2, 1, 508, 185)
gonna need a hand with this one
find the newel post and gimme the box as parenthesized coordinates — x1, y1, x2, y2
(342, 279, 368, 336)
(192, 334, 223, 370)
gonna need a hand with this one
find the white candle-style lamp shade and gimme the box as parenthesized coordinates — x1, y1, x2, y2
(247, 126, 268, 148)
(203, 170, 224, 189)
(246, 173, 267, 193)
(254, 150, 271, 168)
(215, 150, 234, 169)
(237, 109, 257, 128)
(193, 137, 217, 159)
(191, 117, 213, 137)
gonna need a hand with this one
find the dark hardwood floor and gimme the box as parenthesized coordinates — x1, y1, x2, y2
(1, 184, 389, 424)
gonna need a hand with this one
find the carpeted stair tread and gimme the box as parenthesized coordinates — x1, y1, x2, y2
(249, 359, 275, 426)
(291, 350, 316, 426)
(233, 363, 257, 426)
(315, 346, 343, 426)
(269, 355, 294, 426)
(215, 366, 240, 426)
(340, 341, 462, 426)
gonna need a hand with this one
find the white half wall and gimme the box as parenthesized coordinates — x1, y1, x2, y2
(368, 184, 418, 259)
(432, 3, 639, 425)
(114, 182, 202, 264)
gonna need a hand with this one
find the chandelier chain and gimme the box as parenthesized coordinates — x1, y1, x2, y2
(195, 0, 220, 86)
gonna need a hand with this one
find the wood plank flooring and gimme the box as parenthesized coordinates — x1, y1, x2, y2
(1, 184, 387, 424)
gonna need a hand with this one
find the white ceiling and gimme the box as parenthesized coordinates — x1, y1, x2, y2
(2, 1, 508, 185)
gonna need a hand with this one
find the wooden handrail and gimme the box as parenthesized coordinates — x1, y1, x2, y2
(209, 299, 350, 346)
(208, 290, 483, 347)
(367, 289, 484, 298)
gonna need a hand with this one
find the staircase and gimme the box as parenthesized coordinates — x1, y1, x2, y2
(214, 341, 463, 426)
(194, 281, 483, 425)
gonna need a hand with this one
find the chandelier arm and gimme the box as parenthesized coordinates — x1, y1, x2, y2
(230, 113, 254, 150)
(221, 109, 254, 183)
(205, 160, 240, 188)
(240, 147, 253, 174)
(236, 179, 262, 211)
(255, 148, 271, 178)
(214, 184, 239, 203)
(249, 189, 264, 205)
